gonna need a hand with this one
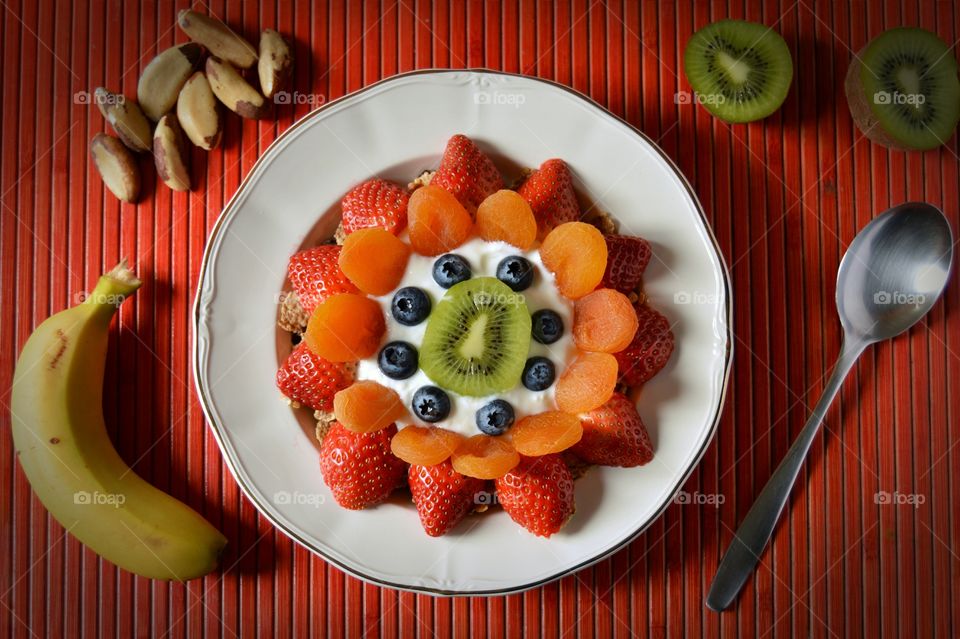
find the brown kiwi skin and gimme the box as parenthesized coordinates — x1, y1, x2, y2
(844, 50, 913, 150)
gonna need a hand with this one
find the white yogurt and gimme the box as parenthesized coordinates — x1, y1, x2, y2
(356, 236, 576, 437)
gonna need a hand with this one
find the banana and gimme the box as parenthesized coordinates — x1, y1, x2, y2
(10, 263, 226, 580)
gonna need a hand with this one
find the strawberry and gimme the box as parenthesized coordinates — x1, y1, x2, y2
(495, 455, 575, 537)
(276, 343, 354, 412)
(571, 393, 653, 467)
(614, 303, 675, 386)
(287, 246, 358, 314)
(319, 422, 407, 510)
(518, 159, 580, 238)
(340, 178, 409, 236)
(408, 460, 486, 537)
(600, 235, 652, 293)
(431, 134, 503, 212)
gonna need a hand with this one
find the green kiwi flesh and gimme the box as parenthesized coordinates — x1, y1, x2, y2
(683, 19, 793, 123)
(420, 277, 531, 397)
(845, 27, 960, 150)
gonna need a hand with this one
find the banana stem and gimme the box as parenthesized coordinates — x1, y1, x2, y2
(84, 260, 141, 321)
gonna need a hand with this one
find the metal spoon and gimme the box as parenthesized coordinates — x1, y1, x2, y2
(706, 202, 953, 612)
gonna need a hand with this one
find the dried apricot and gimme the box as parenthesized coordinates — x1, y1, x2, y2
(475, 189, 537, 250)
(451, 434, 520, 479)
(554, 352, 618, 414)
(333, 380, 406, 433)
(573, 288, 640, 353)
(539, 222, 607, 299)
(391, 425, 465, 466)
(339, 227, 411, 295)
(510, 411, 583, 456)
(305, 293, 385, 361)
(407, 185, 473, 256)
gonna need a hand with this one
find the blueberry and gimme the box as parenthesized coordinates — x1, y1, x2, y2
(432, 254, 471, 288)
(496, 256, 534, 291)
(378, 341, 418, 380)
(391, 287, 431, 326)
(522, 357, 556, 391)
(531, 309, 563, 344)
(412, 386, 451, 422)
(475, 399, 515, 436)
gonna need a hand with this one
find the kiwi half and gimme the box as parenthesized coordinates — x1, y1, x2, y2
(683, 19, 793, 123)
(420, 277, 531, 397)
(845, 27, 960, 150)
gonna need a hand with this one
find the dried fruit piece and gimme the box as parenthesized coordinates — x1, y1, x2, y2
(539, 222, 608, 299)
(276, 343, 354, 412)
(573, 288, 640, 353)
(430, 134, 503, 212)
(518, 159, 580, 238)
(90, 134, 140, 203)
(510, 411, 583, 456)
(305, 293, 385, 362)
(475, 189, 537, 250)
(206, 57, 269, 119)
(390, 425, 465, 466)
(341, 178, 409, 236)
(601, 235, 652, 293)
(333, 380, 406, 433)
(554, 352, 618, 414)
(495, 454, 575, 537)
(95, 88, 152, 152)
(137, 43, 203, 121)
(615, 303, 675, 386)
(287, 246, 358, 313)
(177, 10, 258, 69)
(572, 393, 654, 467)
(408, 461, 485, 536)
(177, 72, 222, 150)
(319, 423, 406, 509)
(451, 435, 520, 480)
(153, 114, 191, 192)
(338, 228, 411, 295)
(258, 29, 294, 99)
(407, 185, 473, 256)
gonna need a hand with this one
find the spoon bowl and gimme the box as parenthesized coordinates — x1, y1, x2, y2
(837, 202, 953, 342)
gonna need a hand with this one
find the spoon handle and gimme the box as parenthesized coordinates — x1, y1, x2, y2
(706, 337, 867, 612)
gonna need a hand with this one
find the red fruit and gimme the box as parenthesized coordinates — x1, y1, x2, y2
(495, 455, 575, 537)
(341, 178, 409, 236)
(431, 134, 503, 212)
(319, 422, 407, 510)
(276, 343, 354, 412)
(615, 303, 675, 386)
(518, 159, 580, 238)
(408, 460, 486, 537)
(571, 393, 653, 467)
(287, 246, 358, 314)
(601, 235, 652, 293)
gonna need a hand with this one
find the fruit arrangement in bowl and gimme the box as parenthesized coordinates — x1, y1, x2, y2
(275, 134, 675, 538)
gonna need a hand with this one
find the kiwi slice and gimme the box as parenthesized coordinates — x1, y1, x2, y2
(683, 19, 793, 123)
(845, 27, 960, 150)
(420, 277, 531, 397)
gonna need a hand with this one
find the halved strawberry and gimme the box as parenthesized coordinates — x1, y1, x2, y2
(340, 178, 409, 236)
(319, 422, 407, 510)
(600, 235, 652, 294)
(287, 246, 358, 314)
(614, 303, 675, 386)
(571, 393, 653, 467)
(518, 159, 580, 238)
(431, 134, 503, 212)
(276, 343, 354, 412)
(495, 455, 575, 537)
(408, 460, 486, 537)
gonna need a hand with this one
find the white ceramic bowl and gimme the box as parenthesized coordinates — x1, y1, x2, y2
(193, 70, 732, 595)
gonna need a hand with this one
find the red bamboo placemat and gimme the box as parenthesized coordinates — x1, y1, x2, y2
(1, 1, 958, 636)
